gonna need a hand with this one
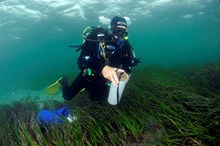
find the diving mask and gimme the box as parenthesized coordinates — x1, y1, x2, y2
(112, 27, 128, 38)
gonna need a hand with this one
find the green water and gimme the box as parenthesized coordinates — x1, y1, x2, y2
(0, 0, 220, 102)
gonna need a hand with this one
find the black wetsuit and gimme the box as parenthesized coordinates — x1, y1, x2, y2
(62, 28, 137, 102)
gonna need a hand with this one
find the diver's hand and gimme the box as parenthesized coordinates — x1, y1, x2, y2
(102, 66, 124, 86)
(131, 58, 141, 66)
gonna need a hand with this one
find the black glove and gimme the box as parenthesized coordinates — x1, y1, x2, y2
(131, 58, 141, 66)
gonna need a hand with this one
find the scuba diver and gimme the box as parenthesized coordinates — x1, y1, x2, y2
(46, 16, 141, 103)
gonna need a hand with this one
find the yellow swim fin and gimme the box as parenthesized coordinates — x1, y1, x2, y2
(44, 77, 62, 95)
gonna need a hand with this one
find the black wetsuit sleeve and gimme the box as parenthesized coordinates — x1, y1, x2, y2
(122, 41, 137, 75)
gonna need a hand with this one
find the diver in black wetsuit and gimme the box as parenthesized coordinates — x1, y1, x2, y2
(60, 16, 140, 102)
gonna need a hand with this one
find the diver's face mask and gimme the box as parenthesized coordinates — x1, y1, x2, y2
(112, 27, 128, 38)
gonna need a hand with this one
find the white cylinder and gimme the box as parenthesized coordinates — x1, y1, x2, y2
(108, 72, 129, 105)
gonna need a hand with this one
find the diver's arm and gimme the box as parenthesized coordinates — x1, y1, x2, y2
(121, 42, 134, 75)
(126, 41, 141, 67)
(121, 41, 141, 75)
(102, 66, 124, 86)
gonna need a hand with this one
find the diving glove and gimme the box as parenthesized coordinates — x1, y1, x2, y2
(131, 58, 141, 66)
